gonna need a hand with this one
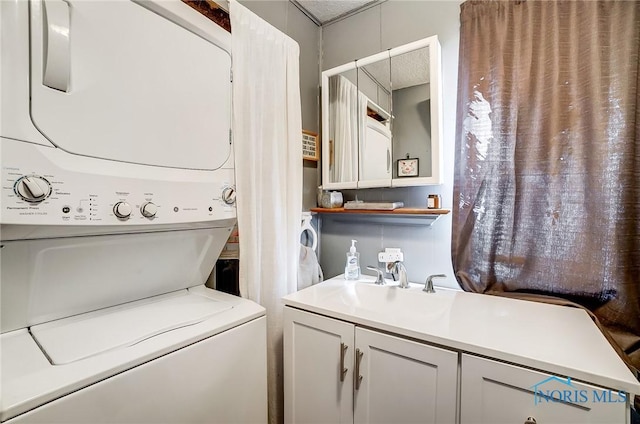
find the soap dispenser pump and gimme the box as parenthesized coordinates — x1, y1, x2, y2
(344, 239, 361, 280)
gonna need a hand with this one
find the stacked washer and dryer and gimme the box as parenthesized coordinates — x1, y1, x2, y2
(0, 1, 267, 422)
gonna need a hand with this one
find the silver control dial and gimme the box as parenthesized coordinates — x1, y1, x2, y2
(222, 186, 236, 206)
(14, 175, 52, 203)
(140, 202, 157, 218)
(113, 202, 132, 219)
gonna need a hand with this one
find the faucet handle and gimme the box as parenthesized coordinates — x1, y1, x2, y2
(366, 266, 385, 285)
(424, 274, 446, 293)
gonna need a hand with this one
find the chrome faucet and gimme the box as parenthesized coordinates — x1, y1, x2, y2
(424, 274, 446, 293)
(389, 261, 410, 289)
(366, 266, 385, 285)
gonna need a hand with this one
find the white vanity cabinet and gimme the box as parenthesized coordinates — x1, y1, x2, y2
(461, 354, 627, 424)
(283, 277, 640, 424)
(284, 307, 458, 424)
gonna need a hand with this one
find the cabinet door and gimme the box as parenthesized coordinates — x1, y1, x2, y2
(353, 328, 458, 424)
(461, 354, 628, 424)
(284, 307, 355, 424)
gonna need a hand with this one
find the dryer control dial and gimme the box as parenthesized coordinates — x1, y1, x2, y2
(14, 175, 52, 203)
(140, 202, 157, 218)
(221, 186, 236, 206)
(113, 202, 132, 219)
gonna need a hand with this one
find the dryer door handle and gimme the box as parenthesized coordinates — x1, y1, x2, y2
(43, 0, 70, 92)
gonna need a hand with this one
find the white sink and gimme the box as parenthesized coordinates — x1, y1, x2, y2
(338, 278, 451, 318)
(284, 275, 457, 332)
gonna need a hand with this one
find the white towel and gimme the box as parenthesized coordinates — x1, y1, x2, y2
(297, 244, 323, 290)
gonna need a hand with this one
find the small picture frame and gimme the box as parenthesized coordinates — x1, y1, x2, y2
(397, 157, 419, 177)
(302, 130, 319, 161)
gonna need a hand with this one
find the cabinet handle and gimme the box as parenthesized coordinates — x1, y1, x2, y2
(524, 417, 537, 424)
(354, 348, 364, 390)
(339, 343, 348, 382)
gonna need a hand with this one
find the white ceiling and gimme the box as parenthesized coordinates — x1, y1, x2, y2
(293, 0, 379, 25)
(359, 46, 431, 91)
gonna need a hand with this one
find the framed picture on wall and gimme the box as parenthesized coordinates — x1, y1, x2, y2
(302, 130, 319, 161)
(397, 157, 419, 177)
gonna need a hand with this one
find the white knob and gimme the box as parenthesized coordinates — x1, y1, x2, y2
(140, 202, 157, 218)
(113, 202, 132, 219)
(15, 175, 51, 203)
(222, 186, 236, 205)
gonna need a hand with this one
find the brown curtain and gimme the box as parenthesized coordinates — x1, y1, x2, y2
(453, 0, 640, 386)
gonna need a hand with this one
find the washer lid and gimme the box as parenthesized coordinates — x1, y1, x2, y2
(29, 0, 231, 170)
(30, 291, 233, 365)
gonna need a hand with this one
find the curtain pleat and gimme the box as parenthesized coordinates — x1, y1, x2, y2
(453, 0, 640, 392)
(230, 2, 302, 422)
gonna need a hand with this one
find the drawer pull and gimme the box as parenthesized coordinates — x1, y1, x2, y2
(525, 417, 537, 424)
(339, 343, 348, 382)
(354, 348, 364, 390)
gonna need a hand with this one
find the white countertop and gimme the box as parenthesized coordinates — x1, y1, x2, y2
(283, 275, 640, 396)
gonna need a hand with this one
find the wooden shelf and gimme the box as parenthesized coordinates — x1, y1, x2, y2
(310, 207, 450, 226)
(311, 207, 449, 215)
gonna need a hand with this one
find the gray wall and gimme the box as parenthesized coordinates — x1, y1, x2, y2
(319, 1, 463, 289)
(239, 1, 321, 211)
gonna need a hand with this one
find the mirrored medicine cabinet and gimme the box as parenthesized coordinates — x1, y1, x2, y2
(321, 35, 443, 190)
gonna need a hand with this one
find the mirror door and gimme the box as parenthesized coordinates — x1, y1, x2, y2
(390, 37, 443, 187)
(322, 64, 359, 190)
(357, 52, 392, 188)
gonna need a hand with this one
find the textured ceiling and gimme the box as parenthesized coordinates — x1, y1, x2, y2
(390, 47, 430, 90)
(359, 47, 431, 91)
(294, 0, 378, 25)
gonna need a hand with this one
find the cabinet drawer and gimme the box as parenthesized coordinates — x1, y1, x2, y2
(461, 354, 628, 424)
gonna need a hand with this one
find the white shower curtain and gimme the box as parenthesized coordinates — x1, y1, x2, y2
(329, 75, 365, 182)
(230, 2, 302, 423)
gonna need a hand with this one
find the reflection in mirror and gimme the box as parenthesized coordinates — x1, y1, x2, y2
(321, 35, 442, 190)
(391, 46, 431, 179)
(357, 56, 392, 187)
(328, 68, 361, 186)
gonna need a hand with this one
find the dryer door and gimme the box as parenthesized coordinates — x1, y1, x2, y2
(29, 0, 231, 170)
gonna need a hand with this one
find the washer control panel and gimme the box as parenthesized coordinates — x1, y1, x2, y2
(1, 139, 236, 225)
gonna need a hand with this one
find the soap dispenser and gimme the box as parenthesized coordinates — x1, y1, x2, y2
(344, 239, 361, 280)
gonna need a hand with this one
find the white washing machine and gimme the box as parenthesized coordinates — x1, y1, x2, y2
(0, 1, 267, 422)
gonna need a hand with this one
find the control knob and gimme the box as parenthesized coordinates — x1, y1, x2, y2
(221, 186, 236, 206)
(113, 202, 132, 219)
(140, 202, 157, 218)
(14, 175, 52, 203)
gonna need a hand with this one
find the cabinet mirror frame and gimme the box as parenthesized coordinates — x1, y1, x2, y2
(321, 35, 443, 190)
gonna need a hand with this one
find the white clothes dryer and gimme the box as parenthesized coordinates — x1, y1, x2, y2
(0, 1, 267, 422)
